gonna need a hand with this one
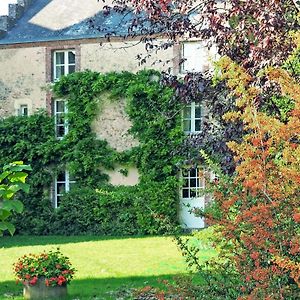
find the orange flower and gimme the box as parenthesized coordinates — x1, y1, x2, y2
(293, 213, 300, 223)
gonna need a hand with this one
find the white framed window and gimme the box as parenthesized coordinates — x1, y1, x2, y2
(17, 104, 28, 116)
(53, 50, 75, 81)
(54, 99, 68, 139)
(54, 170, 75, 208)
(183, 102, 202, 133)
(182, 167, 205, 199)
(181, 42, 210, 73)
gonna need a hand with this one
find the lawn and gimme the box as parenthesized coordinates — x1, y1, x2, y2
(0, 235, 216, 299)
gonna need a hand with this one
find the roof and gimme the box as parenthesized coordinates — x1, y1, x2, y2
(0, 0, 142, 45)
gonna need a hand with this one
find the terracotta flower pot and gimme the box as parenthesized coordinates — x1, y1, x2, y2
(23, 278, 67, 299)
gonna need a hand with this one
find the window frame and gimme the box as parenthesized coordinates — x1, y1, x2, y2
(180, 41, 208, 74)
(182, 102, 202, 134)
(181, 167, 205, 199)
(53, 49, 76, 82)
(54, 170, 75, 208)
(18, 104, 28, 116)
(54, 99, 68, 139)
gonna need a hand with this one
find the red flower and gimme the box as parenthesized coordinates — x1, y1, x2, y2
(29, 277, 38, 286)
(57, 275, 66, 286)
(45, 279, 49, 286)
(25, 274, 31, 280)
(55, 264, 61, 269)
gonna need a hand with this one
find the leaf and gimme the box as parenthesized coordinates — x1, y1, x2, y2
(11, 200, 24, 214)
(3, 222, 15, 236)
(2, 200, 24, 213)
(0, 171, 10, 182)
(8, 172, 28, 183)
(0, 221, 15, 235)
(18, 183, 30, 194)
(0, 222, 7, 231)
(0, 209, 11, 221)
(0, 189, 14, 199)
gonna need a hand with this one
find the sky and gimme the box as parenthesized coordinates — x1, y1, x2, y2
(0, 0, 17, 16)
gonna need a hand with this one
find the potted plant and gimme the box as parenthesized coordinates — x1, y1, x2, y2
(13, 248, 76, 299)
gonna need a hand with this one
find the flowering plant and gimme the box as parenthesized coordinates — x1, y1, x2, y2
(13, 248, 76, 287)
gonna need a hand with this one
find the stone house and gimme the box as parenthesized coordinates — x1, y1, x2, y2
(0, 0, 217, 229)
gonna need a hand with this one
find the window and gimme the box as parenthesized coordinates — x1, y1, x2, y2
(181, 42, 209, 73)
(54, 170, 75, 208)
(54, 99, 68, 139)
(182, 167, 204, 199)
(18, 104, 28, 116)
(53, 50, 75, 81)
(183, 102, 202, 133)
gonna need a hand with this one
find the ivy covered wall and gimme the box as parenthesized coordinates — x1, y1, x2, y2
(0, 70, 186, 235)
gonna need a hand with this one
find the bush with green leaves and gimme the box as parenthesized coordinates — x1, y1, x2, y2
(0, 161, 31, 236)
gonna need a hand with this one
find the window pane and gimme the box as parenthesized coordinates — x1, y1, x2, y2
(68, 51, 75, 64)
(190, 168, 197, 177)
(68, 65, 75, 74)
(195, 106, 201, 118)
(183, 179, 189, 188)
(22, 107, 28, 116)
(56, 101, 65, 113)
(182, 189, 189, 198)
(183, 43, 208, 72)
(56, 115, 65, 125)
(56, 66, 65, 79)
(56, 52, 65, 65)
(183, 120, 191, 132)
(57, 183, 65, 195)
(190, 189, 196, 198)
(56, 125, 65, 137)
(183, 106, 191, 118)
(190, 178, 196, 187)
(195, 120, 201, 132)
(57, 171, 66, 181)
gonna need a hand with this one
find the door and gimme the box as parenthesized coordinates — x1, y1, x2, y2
(179, 167, 205, 229)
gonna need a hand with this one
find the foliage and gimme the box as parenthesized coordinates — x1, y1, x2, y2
(0, 161, 31, 236)
(13, 248, 76, 287)
(0, 70, 187, 235)
(197, 56, 300, 299)
(98, 1, 300, 299)
(102, 0, 299, 72)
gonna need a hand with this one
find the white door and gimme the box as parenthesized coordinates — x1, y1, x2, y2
(179, 167, 205, 229)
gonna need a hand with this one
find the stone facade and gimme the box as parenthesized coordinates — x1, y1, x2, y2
(0, 0, 214, 227)
(0, 38, 176, 185)
(0, 46, 46, 117)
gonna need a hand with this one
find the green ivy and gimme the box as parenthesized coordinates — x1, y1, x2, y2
(0, 70, 184, 235)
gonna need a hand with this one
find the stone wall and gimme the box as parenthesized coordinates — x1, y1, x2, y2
(0, 46, 46, 117)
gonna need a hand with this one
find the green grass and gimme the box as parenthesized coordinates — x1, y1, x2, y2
(0, 235, 216, 299)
